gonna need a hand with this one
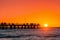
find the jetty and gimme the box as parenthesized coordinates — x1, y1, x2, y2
(0, 23, 40, 29)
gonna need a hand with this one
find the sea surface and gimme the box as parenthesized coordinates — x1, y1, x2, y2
(0, 28, 60, 40)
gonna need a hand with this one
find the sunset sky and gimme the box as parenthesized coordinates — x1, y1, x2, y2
(0, 0, 60, 27)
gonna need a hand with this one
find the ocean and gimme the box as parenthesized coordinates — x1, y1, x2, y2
(0, 28, 60, 40)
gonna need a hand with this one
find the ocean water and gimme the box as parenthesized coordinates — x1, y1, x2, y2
(0, 28, 60, 40)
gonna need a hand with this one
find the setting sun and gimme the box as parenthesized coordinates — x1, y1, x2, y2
(44, 24, 48, 27)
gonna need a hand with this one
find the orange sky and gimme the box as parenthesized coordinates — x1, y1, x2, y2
(0, 0, 60, 27)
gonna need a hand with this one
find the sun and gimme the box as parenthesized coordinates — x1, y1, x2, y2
(44, 24, 48, 27)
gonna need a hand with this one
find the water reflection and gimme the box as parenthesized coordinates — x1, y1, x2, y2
(38, 27, 51, 36)
(0, 28, 60, 40)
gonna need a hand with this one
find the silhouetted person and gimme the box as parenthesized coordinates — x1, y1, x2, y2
(30, 23, 34, 29)
(0, 22, 7, 29)
(0, 23, 4, 29)
(23, 23, 26, 29)
(25, 23, 29, 29)
(4, 22, 8, 29)
(11, 23, 16, 29)
(36, 24, 40, 29)
(33, 24, 36, 29)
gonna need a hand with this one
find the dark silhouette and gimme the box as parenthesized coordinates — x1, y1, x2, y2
(0, 23, 40, 29)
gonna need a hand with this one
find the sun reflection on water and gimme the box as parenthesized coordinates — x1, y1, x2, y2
(38, 27, 52, 36)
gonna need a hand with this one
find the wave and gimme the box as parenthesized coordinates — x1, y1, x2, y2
(0, 34, 60, 38)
